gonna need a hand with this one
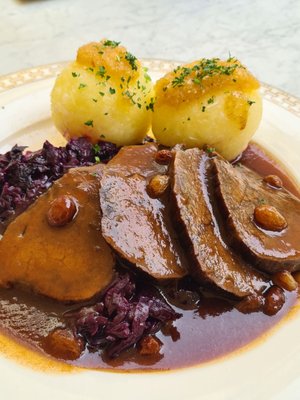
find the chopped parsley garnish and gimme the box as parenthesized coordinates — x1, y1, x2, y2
(92, 98, 98, 102)
(143, 67, 151, 83)
(207, 96, 215, 104)
(202, 106, 206, 112)
(109, 87, 116, 94)
(146, 98, 155, 112)
(93, 144, 101, 153)
(206, 147, 216, 153)
(247, 100, 256, 106)
(125, 52, 138, 71)
(95, 156, 101, 163)
(99, 91, 105, 96)
(258, 198, 266, 205)
(144, 68, 151, 83)
(144, 73, 151, 82)
(72, 72, 79, 77)
(88, 67, 94, 72)
(84, 120, 94, 127)
(123, 90, 136, 105)
(100, 134, 106, 138)
(171, 58, 241, 89)
(96, 66, 106, 78)
(227, 53, 237, 63)
(104, 112, 108, 115)
(172, 67, 191, 87)
(78, 83, 87, 89)
(103, 40, 121, 48)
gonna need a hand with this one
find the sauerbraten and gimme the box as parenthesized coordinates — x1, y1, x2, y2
(0, 41, 299, 371)
(0, 138, 299, 371)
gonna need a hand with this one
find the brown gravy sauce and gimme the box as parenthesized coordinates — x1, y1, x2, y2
(237, 142, 300, 197)
(0, 142, 299, 371)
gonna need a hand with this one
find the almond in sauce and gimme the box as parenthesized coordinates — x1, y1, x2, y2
(272, 270, 298, 292)
(155, 149, 174, 165)
(147, 174, 170, 198)
(47, 195, 78, 227)
(263, 174, 283, 189)
(254, 205, 287, 232)
(263, 286, 285, 316)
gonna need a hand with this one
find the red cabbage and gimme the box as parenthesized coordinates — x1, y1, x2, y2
(0, 138, 118, 233)
(72, 273, 180, 358)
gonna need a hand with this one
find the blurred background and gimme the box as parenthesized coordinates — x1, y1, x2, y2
(0, 0, 300, 96)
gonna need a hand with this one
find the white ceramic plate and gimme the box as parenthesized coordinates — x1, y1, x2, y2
(0, 60, 299, 400)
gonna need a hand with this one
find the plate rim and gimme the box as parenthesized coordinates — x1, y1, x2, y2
(1, 59, 300, 119)
(0, 59, 300, 400)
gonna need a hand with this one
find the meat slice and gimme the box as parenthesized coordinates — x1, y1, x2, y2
(212, 157, 300, 273)
(0, 164, 115, 302)
(171, 148, 267, 297)
(100, 143, 187, 280)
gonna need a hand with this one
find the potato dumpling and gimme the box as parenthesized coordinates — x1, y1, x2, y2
(51, 39, 154, 146)
(152, 58, 262, 160)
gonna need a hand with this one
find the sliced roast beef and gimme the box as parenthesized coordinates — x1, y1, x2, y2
(100, 144, 187, 280)
(171, 148, 268, 297)
(0, 164, 115, 302)
(212, 157, 300, 273)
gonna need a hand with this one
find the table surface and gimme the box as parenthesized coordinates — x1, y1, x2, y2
(1, 0, 300, 97)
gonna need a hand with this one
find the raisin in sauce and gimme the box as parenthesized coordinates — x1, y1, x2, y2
(0, 143, 299, 371)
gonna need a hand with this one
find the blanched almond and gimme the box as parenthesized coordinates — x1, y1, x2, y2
(138, 335, 162, 355)
(147, 174, 170, 198)
(263, 175, 283, 189)
(43, 328, 84, 360)
(236, 294, 264, 314)
(263, 286, 285, 316)
(155, 149, 173, 165)
(272, 271, 298, 291)
(47, 195, 77, 227)
(254, 205, 287, 232)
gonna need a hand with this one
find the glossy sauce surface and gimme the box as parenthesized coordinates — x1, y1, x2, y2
(0, 143, 299, 371)
(0, 281, 297, 371)
(238, 143, 300, 197)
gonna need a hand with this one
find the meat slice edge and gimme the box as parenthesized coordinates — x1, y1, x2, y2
(100, 143, 188, 280)
(212, 157, 300, 273)
(171, 148, 268, 297)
